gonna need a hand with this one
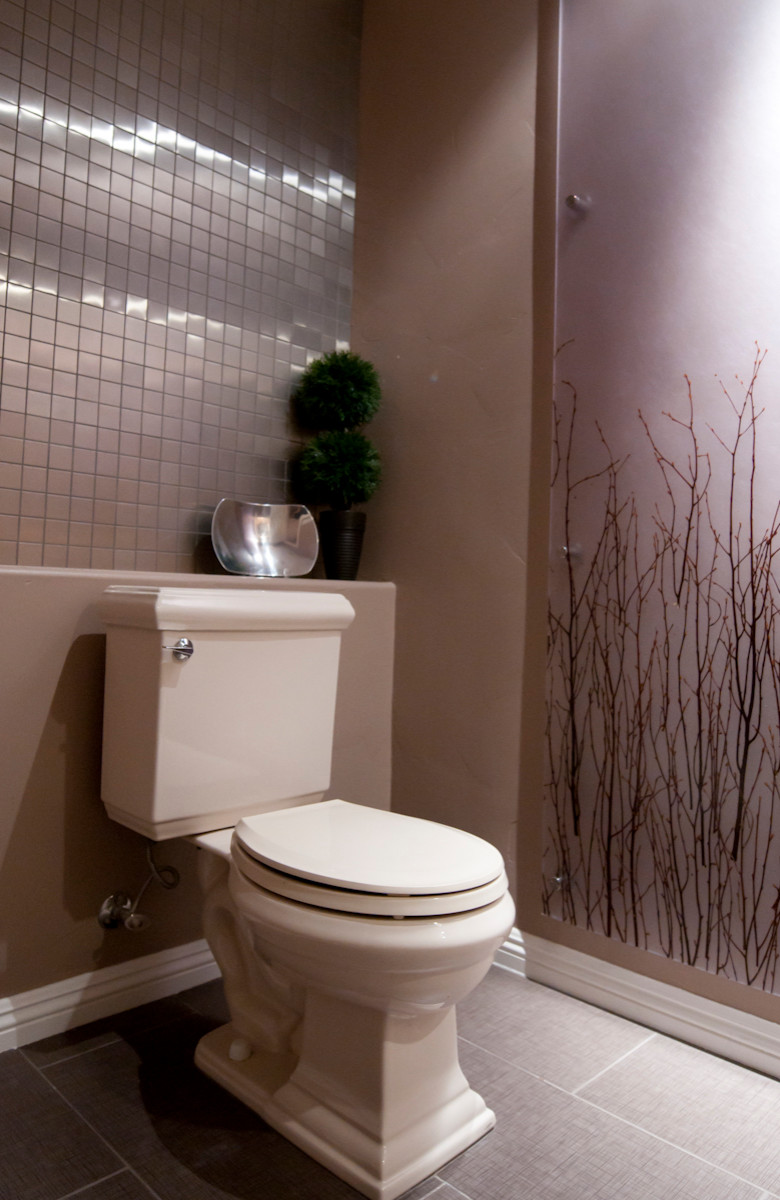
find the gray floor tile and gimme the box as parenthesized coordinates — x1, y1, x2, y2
(176, 978, 230, 1024)
(7, 969, 780, 1200)
(440, 1041, 766, 1200)
(0, 1050, 123, 1200)
(21, 995, 200, 1069)
(457, 965, 654, 1091)
(579, 1034, 780, 1193)
(41, 1011, 374, 1200)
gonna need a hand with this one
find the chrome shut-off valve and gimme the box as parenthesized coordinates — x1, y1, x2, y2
(97, 843, 180, 932)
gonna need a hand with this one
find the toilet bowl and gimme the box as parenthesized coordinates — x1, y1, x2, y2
(99, 587, 515, 1200)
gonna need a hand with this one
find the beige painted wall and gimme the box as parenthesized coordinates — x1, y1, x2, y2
(0, 566, 394, 999)
(352, 0, 539, 895)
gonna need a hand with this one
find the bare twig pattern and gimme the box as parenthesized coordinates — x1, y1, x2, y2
(545, 349, 780, 989)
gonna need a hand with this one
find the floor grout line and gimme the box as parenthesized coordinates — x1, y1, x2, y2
(21, 1035, 123, 1071)
(570, 1030, 658, 1095)
(430, 1181, 476, 1200)
(55, 1168, 159, 1200)
(457, 1033, 547, 1081)
(54, 1170, 126, 1200)
(411, 1184, 448, 1200)
(29, 1049, 166, 1200)
(458, 1028, 661, 1098)
(572, 1090, 775, 1195)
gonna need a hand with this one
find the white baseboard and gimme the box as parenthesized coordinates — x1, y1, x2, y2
(494, 926, 527, 976)
(518, 930, 780, 1080)
(9, 927, 779, 1080)
(0, 939, 219, 1053)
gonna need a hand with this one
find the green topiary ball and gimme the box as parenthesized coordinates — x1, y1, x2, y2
(294, 429, 382, 511)
(294, 351, 381, 431)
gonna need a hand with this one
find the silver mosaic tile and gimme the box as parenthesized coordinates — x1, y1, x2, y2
(0, 0, 359, 569)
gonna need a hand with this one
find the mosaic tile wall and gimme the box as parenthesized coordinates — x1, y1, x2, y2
(0, 0, 360, 570)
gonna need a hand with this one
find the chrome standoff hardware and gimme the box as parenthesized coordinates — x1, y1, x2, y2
(98, 842, 181, 932)
(163, 637, 194, 660)
(561, 543, 583, 564)
(565, 193, 592, 214)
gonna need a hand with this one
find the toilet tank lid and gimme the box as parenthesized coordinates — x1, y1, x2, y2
(99, 586, 355, 632)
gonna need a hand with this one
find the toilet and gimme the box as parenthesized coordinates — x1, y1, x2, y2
(99, 585, 515, 1200)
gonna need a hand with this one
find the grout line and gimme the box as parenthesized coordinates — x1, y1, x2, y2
(55, 1170, 126, 1200)
(431, 1181, 476, 1200)
(570, 1031, 657, 1095)
(55, 1169, 160, 1200)
(574, 1091, 775, 1195)
(21, 1035, 124, 1070)
(457, 1034, 548, 1081)
(458, 1029, 661, 1099)
(30, 1056, 165, 1200)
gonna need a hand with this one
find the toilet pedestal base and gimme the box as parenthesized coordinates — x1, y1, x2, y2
(195, 1001, 495, 1200)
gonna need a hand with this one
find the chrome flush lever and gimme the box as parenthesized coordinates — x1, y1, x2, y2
(163, 637, 194, 660)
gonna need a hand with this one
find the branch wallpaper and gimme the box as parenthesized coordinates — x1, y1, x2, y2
(545, 350, 780, 989)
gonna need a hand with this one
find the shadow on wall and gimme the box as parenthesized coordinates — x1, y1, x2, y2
(0, 633, 203, 994)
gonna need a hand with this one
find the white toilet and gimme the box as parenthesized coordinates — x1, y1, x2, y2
(99, 585, 515, 1200)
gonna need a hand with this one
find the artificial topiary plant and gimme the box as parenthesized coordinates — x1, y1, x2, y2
(291, 349, 383, 579)
(294, 350, 381, 431)
(295, 430, 381, 513)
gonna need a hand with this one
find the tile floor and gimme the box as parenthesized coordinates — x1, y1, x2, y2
(3, 964, 780, 1200)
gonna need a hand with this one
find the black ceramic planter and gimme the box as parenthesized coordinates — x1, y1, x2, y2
(318, 509, 366, 580)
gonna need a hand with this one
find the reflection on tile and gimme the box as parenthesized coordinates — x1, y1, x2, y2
(579, 1034, 780, 1193)
(0, 1049, 123, 1200)
(457, 966, 653, 1091)
(442, 1041, 766, 1200)
(0, 0, 360, 570)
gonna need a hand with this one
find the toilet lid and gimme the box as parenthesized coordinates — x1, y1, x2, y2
(234, 799, 504, 896)
(231, 838, 508, 917)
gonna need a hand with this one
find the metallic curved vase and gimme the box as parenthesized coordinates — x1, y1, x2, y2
(211, 500, 318, 576)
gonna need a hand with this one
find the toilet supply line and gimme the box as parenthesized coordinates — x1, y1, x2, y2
(98, 842, 180, 931)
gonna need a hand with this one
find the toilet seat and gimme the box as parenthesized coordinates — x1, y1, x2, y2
(231, 799, 507, 918)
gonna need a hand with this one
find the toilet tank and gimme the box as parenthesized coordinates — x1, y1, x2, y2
(99, 586, 355, 840)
